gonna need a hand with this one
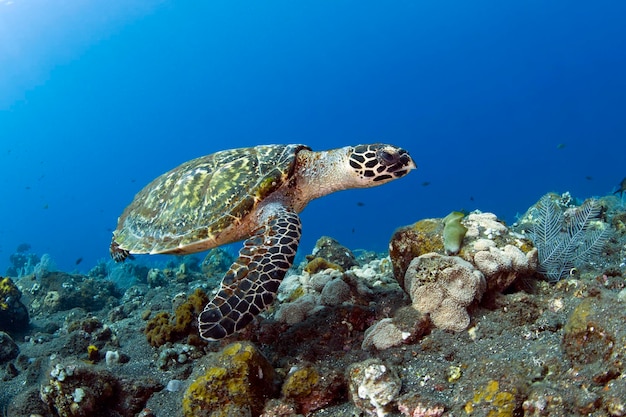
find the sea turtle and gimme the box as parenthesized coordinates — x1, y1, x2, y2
(110, 143, 415, 340)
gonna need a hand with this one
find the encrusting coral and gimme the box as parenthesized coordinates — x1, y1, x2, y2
(39, 361, 161, 417)
(347, 358, 402, 417)
(144, 288, 209, 347)
(304, 257, 344, 274)
(459, 213, 538, 295)
(361, 306, 431, 351)
(472, 243, 537, 294)
(0, 276, 29, 333)
(308, 236, 359, 271)
(182, 342, 276, 417)
(0, 277, 21, 310)
(389, 219, 445, 283)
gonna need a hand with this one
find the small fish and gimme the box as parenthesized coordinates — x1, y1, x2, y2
(585, 176, 593, 181)
(75, 257, 83, 265)
(614, 177, 626, 197)
(42, 204, 48, 209)
(557, 143, 566, 150)
(356, 202, 365, 207)
(421, 181, 430, 187)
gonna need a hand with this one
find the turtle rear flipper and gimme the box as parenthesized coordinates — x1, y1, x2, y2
(110, 241, 130, 262)
(198, 205, 301, 341)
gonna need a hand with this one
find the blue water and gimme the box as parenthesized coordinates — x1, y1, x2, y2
(1, 1, 625, 274)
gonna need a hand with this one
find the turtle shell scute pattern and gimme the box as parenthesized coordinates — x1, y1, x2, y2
(112, 144, 309, 255)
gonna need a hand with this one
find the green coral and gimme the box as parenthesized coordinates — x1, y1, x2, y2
(183, 342, 275, 417)
(442, 211, 467, 255)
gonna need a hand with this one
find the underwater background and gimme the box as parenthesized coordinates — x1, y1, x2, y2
(1, 0, 625, 273)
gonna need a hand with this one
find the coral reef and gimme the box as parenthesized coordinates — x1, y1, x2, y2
(458, 212, 538, 295)
(155, 342, 202, 370)
(1, 195, 625, 417)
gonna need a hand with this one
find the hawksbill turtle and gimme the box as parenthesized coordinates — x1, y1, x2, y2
(110, 143, 415, 340)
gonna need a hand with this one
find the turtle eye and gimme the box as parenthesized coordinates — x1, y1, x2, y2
(377, 149, 398, 166)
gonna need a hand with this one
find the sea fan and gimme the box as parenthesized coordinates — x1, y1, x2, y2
(529, 195, 611, 282)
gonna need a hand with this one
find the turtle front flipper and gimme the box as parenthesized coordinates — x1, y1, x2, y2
(198, 205, 302, 341)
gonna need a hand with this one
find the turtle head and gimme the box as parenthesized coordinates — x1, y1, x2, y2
(347, 144, 416, 186)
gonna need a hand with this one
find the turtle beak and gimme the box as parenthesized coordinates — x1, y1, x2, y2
(390, 149, 416, 178)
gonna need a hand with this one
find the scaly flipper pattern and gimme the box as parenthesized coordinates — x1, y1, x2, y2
(198, 206, 301, 340)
